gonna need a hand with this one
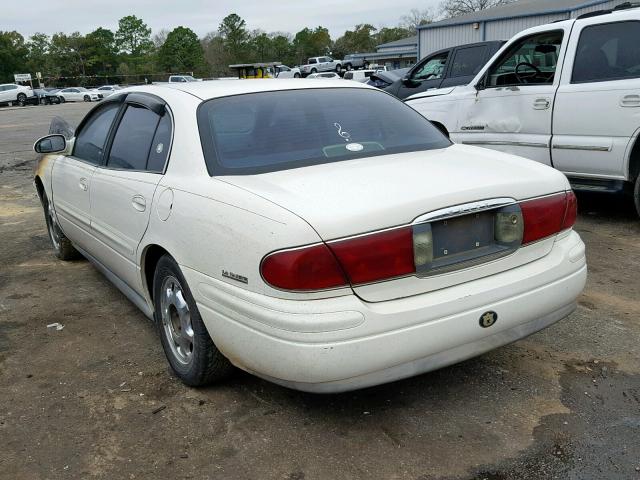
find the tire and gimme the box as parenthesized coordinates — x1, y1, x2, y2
(294, 73, 300, 78)
(336, 64, 342, 73)
(83, 95, 90, 102)
(310, 68, 317, 74)
(39, 97, 46, 105)
(634, 174, 640, 218)
(153, 255, 234, 386)
(364, 62, 370, 70)
(17, 93, 26, 106)
(59, 96, 65, 103)
(346, 63, 352, 71)
(41, 191, 79, 260)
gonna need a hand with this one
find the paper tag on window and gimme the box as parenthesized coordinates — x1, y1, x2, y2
(156, 143, 164, 154)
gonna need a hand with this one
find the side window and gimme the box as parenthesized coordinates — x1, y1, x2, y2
(572, 21, 640, 84)
(411, 52, 449, 81)
(309, 58, 317, 64)
(449, 46, 488, 78)
(73, 103, 120, 164)
(146, 114, 172, 173)
(486, 31, 563, 87)
(107, 104, 164, 171)
(344, 72, 354, 80)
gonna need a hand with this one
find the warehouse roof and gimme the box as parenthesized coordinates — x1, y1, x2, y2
(376, 35, 418, 49)
(417, 0, 612, 29)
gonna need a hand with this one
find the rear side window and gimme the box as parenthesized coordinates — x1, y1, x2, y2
(309, 58, 317, 64)
(344, 72, 354, 79)
(73, 103, 119, 164)
(107, 104, 167, 171)
(572, 21, 640, 83)
(197, 88, 451, 176)
(449, 45, 488, 78)
(147, 114, 172, 173)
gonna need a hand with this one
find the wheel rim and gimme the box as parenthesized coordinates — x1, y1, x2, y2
(160, 276, 194, 366)
(46, 203, 61, 251)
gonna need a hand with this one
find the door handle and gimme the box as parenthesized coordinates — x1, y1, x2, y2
(78, 177, 88, 191)
(620, 94, 640, 107)
(131, 195, 146, 212)
(533, 98, 550, 110)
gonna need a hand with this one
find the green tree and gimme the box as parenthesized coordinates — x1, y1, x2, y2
(48, 32, 88, 78)
(158, 26, 206, 73)
(115, 15, 153, 55)
(218, 13, 250, 63)
(293, 27, 331, 64)
(202, 32, 229, 76)
(374, 27, 413, 46)
(333, 24, 377, 59)
(440, 0, 515, 18)
(26, 33, 51, 77)
(0, 31, 28, 82)
(84, 28, 117, 75)
(251, 31, 271, 62)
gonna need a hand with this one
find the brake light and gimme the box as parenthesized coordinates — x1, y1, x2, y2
(261, 244, 347, 291)
(562, 191, 578, 230)
(328, 227, 415, 285)
(521, 192, 576, 245)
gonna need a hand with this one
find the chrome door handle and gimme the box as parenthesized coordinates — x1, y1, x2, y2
(131, 195, 146, 212)
(533, 98, 550, 110)
(78, 177, 88, 191)
(620, 94, 640, 107)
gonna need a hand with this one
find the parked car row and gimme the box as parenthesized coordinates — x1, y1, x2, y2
(0, 84, 124, 107)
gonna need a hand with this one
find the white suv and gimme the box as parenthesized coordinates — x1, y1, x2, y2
(407, 4, 640, 216)
(0, 83, 34, 106)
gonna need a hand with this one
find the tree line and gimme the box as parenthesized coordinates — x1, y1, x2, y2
(0, 0, 514, 86)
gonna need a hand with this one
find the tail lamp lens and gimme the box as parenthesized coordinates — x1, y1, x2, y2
(521, 192, 575, 245)
(261, 244, 347, 291)
(328, 227, 415, 285)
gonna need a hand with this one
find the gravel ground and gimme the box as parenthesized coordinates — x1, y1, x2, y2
(0, 102, 639, 480)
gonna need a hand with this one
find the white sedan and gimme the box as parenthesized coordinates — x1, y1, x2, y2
(57, 87, 101, 103)
(33, 80, 586, 393)
(306, 72, 341, 79)
(92, 85, 123, 98)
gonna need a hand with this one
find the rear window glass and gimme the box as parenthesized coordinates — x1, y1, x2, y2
(197, 88, 451, 175)
(450, 45, 488, 78)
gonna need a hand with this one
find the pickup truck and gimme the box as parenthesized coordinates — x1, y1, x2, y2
(406, 4, 640, 215)
(299, 57, 343, 77)
(381, 41, 504, 100)
(342, 54, 369, 71)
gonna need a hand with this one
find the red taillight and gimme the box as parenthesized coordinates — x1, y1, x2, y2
(521, 192, 576, 245)
(328, 227, 415, 285)
(261, 244, 347, 291)
(562, 190, 578, 230)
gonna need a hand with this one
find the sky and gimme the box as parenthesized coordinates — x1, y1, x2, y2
(2, 0, 440, 39)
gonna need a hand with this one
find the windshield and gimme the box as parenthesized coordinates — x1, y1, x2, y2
(184, 76, 197, 82)
(197, 88, 451, 175)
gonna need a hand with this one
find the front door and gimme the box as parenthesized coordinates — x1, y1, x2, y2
(454, 29, 568, 167)
(90, 101, 172, 292)
(51, 102, 120, 251)
(553, 19, 640, 180)
(397, 50, 449, 100)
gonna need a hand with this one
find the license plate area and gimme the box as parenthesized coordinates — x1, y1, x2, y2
(413, 204, 523, 276)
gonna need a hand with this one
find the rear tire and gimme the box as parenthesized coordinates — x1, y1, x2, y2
(83, 95, 90, 102)
(153, 255, 234, 386)
(311, 68, 317, 74)
(41, 191, 79, 260)
(59, 96, 65, 103)
(346, 63, 352, 71)
(336, 64, 342, 74)
(17, 93, 26, 106)
(294, 73, 300, 78)
(633, 174, 640, 218)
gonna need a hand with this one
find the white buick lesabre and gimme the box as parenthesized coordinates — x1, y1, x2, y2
(33, 80, 587, 393)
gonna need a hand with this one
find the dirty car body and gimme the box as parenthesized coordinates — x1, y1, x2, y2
(32, 80, 587, 393)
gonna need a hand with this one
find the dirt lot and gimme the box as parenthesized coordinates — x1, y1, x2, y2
(0, 103, 639, 480)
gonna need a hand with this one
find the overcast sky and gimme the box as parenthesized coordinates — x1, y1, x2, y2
(3, 0, 440, 39)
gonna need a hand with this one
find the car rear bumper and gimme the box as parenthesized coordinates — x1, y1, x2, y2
(185, 231, 587, 393)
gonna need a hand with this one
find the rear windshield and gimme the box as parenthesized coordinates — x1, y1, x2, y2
(197, 88, 451, 175)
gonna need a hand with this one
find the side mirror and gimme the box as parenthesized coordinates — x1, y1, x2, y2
(475, 76, 487, 91)
(402, 75, 412, 85)
(34, 134, 66, 154)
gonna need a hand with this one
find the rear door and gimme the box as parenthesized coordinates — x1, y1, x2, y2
(553, 18, 640, 179)
(89, 94, 172, 291)
(440, 44, 491, 88)
(51, 101, 120, 251)
(396, 50, 449, 100)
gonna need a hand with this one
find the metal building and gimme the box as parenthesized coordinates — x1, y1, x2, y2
(417, 0, 630, 59)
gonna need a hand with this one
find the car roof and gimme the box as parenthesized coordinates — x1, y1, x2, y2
(134, 79, 369, 100)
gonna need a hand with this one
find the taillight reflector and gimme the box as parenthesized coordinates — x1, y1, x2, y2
(261, 244, 347, 291)
(328, 227, 415, 285)
(521, 192, 576, 245)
